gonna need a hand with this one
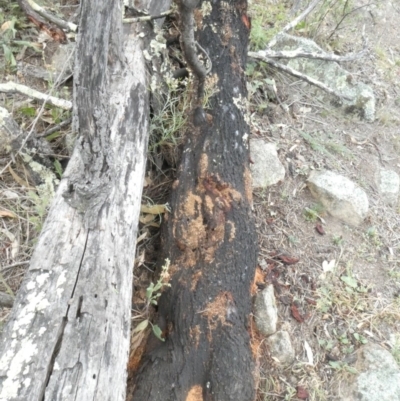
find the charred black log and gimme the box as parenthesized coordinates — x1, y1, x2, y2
(132, 1, 257, 400)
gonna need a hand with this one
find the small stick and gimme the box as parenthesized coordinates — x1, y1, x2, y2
(268, 0, 322, 46)
(0, 82, 72, 110)
(254, 57, 354, 101)
(249, 47, 367, 62)
(123, 10, 172, 23)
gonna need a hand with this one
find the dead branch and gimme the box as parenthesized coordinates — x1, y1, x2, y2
(269, 0, 322, 46)
(17, 0, 67, 42)
(38, 117, 72, 137)
(0, 82, 72, 110)
(249, 1, 369, 103)
(249, 47, 367, 62)
(24, 0, 77, 32)
(256, 57, 354, 101)
(123, 9, 172, 23)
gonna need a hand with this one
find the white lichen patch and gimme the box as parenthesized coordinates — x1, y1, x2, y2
(26, 281, 35, 291)
(23, 378, 31, 389)
(0, 338, 38, 399)
(220, 1, 230, 11)
(13, 289, 51, 336)
(232, 94, 251, 126)
(242, 133, 249, 148)
(56, 270, 67, 297)
(38, 327, 47, 336)
(22, 154, 58, 199)
(36, 272, 50, 287)
(201, 1, 212, 16)
(150, 32, 166, 58)
(142, 49, 152, 61)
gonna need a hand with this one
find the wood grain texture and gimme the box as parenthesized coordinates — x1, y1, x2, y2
(0, 0, 156, 399)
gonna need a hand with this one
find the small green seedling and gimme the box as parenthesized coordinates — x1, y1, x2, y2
(304, 203, 324, 222)
(353, 332, 368, 345)
(133, 258, 171, 341)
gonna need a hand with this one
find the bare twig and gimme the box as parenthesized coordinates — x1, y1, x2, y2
(179, 0, 207, 103)
(254, 57, 354, 101)
(38, 117, 72, 137)
(123, 9, 172, 23)
(249, 47, 367, 62)
(268, 0, 322, 47)
(0, 261, 30, 271)
(0, 82, 72, 110)
(17, 0, 67, 42)
(25, 0, 77, 32)
(327, 2, 374, 40)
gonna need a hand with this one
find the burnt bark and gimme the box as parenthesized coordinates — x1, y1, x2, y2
(132, 1, 257, 400)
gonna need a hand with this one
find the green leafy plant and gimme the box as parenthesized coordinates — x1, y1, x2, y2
(249, 1, 287, 51)
(332, 235, 344, 246)
(329, 360, 357, 374)
(132, 258, 171, 341)
(0, 17, 40, 70)
(319, 338, 335, 351)
(353, 332, 368, 345)
(304, 203, 325, 222)
(317, 285, 333, 313)
(149, 79, 190, 167)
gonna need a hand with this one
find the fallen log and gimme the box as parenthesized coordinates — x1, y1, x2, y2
(0, 0, 169, 399)
(131, 0, 258, 399)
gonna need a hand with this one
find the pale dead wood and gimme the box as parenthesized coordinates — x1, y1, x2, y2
(24, 0, 78, 32)
(249, 2, 369, 102)
(249, 47, 367, 62)
(257, 57, 353, 101)
(0, 0, 166, 400)
(0, 82, 72, 110)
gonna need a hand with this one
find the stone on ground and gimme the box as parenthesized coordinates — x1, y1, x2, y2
(307, 170, 369, 226)
(254, 284, 278, 336)
(250, 139, 285, 189)
(375, 168, 399, 207)
(267, 330, 295, 365)
(339, 343, 400, 401)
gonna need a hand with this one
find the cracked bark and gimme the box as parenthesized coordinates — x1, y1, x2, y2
(0, 0, 169, 399)
(130, 1, 258, 400)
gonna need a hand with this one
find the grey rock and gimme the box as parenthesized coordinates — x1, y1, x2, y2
(250, 140, 285, 189)
(267, 330, 295, 365)
(375, 169, 399, 207)
(254, 285, 277, 336)
(339, 343, 400, 401)
(307, 170, 369, 226)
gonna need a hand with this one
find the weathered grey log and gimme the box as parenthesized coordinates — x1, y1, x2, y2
(0, 0, 169, 399)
